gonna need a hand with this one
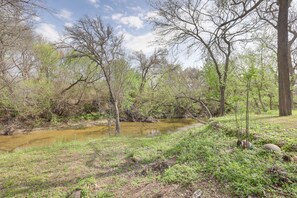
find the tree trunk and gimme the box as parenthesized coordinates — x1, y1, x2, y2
(257, 87, 267, 112)
(246, 80, 251, 141)
(277, 0, 292, 116)
(253, 98, 261, 113)
(113, 100, 121, 135)
(268, 94, 273, 110)
(288, 53, 296, 109)
(219, 85, 225, 116)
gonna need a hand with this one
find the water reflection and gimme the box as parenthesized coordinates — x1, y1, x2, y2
(0, 119, 197, 152)
(146, 129, 161, 137)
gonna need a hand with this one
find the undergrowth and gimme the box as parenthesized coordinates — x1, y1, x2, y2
(161, 121, 297, 197)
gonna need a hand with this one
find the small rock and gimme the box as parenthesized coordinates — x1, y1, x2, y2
(252, 134, 261, 140)
(192, 189, 203, 198)
(68, 189, 81, 198)
(292, 156, 297, 163)
(130, 157, 139, 163)
(239, 140, 253, 149)
(263, 144, 281, 152)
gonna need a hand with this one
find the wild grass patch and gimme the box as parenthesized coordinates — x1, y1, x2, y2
(162, 123, 297, 197)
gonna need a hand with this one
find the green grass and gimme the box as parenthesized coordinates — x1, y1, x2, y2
(0, 130, 187, 197)
(0, 111, 296, 197)
(159, 111, 297, 197)
(163, 124, 296, 197)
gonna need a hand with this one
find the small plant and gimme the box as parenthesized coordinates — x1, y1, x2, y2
(74, 177, 97, 197)
(97, 191, 113, 198)
(161, 164, 198, 185)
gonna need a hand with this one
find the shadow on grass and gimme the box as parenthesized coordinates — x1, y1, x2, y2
(0, 143, 145, 197)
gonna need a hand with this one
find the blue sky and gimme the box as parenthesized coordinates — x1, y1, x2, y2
(34, 0, 199, 67)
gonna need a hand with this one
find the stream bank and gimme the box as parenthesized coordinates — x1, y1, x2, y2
(0, 119, 199, 152)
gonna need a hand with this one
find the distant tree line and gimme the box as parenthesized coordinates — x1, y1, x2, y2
(0, 0, 296, 134)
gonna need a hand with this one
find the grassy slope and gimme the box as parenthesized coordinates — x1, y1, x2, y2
(0, 111, 296, 197)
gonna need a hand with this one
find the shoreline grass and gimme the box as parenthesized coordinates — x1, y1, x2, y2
(0, 111, 296, 197)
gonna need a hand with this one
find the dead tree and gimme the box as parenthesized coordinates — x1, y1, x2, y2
(132, 49, 167, 93)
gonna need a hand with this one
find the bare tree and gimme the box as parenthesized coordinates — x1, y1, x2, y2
(0, 0, 40, 93)
(132, 48, 167, 93)
(63, 16, 124, 134)
(148, 0, 263, 116)
(0, 0, 43, 72)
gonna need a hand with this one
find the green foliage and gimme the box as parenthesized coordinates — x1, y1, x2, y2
(33, 43, 61, 79)
(97, 191, 114, 198)
(161, 164, 198, 185)
(202, 60, 220, 99)
(0, 78, 55, 121)
(75, 176, 97, 197)
(163, 116, 297, 197)
(213, 151, 269, 196)
(77, 113, 105, 120)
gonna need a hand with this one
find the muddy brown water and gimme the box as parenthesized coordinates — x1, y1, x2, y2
(0, 119, 200, 152)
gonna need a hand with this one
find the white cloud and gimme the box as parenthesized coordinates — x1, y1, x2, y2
(123, 31, 158, 54)
(145, 11, 159, 20)
(32, 16, 41, 22)
(122, 29, 198, 67)
(88, 0, 99, 8)
(111, 13, 123, 20)
(64, 22, 73, 28)
(128, 6, 145, 13)
(120, 16, 144, 29)
(55, 9, 72, 21)
(112, 13, 144, 29)
(102, 15, 110, 20)
(35, 23, 60, 43)
(104, 5, 113, 11)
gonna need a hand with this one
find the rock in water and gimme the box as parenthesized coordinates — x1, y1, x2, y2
(263, 144, 281, 152)
(192, 189, 203, 198)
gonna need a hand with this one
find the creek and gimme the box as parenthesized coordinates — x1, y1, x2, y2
(0, 119, 200, 152)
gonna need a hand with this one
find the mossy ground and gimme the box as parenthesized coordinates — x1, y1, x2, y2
(0, 111, 296, 197)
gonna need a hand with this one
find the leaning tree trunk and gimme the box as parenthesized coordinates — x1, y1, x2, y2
(277, 0, 292, 116)
(219, 85, 226, 116)
(257, 87, 267, 112)
(113, 100, 121, 135)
